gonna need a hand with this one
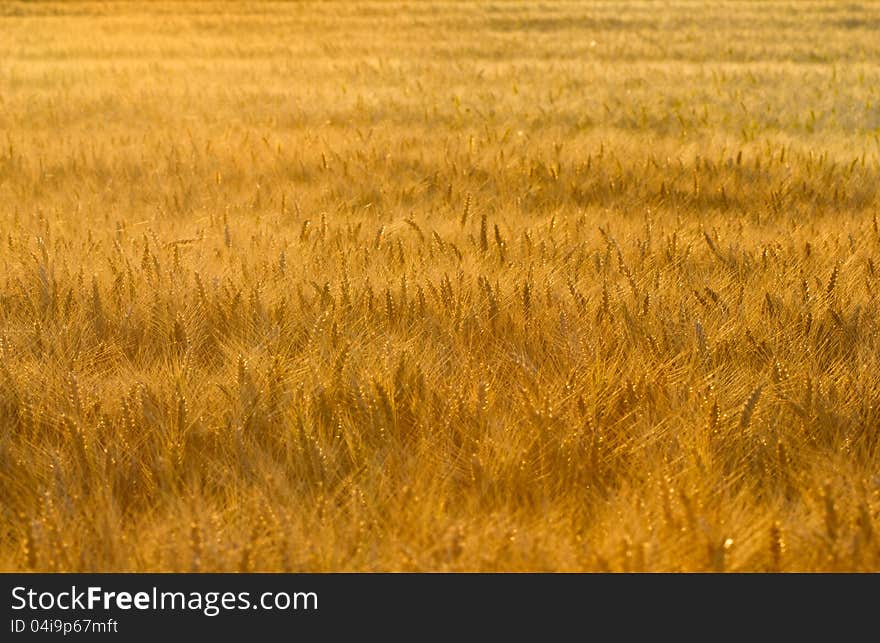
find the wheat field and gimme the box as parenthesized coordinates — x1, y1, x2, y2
(1, 1, 879, 572)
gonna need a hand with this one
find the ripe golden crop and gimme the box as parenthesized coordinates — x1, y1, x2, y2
(1, 1, 879, 571)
